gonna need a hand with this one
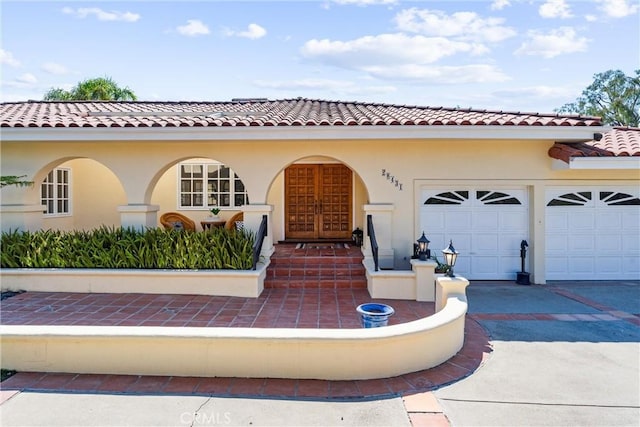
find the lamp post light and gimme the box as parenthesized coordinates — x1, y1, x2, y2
(442, 240, 459, 277)
(417, 232, 430, 261)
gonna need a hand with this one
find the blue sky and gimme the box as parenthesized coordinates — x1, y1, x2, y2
(1, 0, 638, 113)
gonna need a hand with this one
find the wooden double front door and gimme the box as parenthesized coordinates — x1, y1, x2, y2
(285, 164, 352, 240)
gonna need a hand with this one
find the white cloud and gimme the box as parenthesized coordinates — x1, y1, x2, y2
(301, 33, 485, 69)
(224, 23, 267, 40)
(394, 8, 516, 43)
(62, 7, 140, 22)
(362, 64, 509, 84)
(515, 27, 588, 58)
(493, 85, 576, 100)
(176, 20, 210, 37)
(539, 0, 573, 19)
(596, 0, 639, 18)
(1, 49, 21, 67)
(254, 78, 355, 91)
(41, 62, 69, 75)
(16, 73, 37, 84)
(332, 0, 398, 5)
(253, 77, 396, 98)
(490, 0, 511, 11)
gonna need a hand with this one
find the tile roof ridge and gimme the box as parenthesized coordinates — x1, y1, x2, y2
(0, 97, 602, 120)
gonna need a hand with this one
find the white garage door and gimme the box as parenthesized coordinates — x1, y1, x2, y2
(420, 188, 529, 280)
(546, 188, 640, 280)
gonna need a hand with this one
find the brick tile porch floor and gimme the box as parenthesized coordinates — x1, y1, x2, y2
(0, 289, 433, 328)
(0, 289, 491, 399)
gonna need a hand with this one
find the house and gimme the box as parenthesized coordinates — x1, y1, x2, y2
(1, 98, 638, 284)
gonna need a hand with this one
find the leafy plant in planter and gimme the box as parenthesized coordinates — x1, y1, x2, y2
(431, 254, 451, 274)
(209, 207, 221, 218)
(1, 226, 255, 270)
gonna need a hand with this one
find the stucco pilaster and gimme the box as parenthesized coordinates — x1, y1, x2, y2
(242, 204, 274, 259)
(410, 258, 437, 301)
(531, 183, 547, 284)
(363, 203, 395, 269)
(117, 204, 159, 230)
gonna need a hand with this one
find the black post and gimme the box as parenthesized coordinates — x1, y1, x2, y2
(516, 240, 530, 285)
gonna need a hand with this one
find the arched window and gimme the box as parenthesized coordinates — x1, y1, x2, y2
(178, 162, 249, 209)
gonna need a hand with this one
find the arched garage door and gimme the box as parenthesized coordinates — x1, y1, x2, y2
(420, 188, 529, 280)
(546, 188, 640, 280)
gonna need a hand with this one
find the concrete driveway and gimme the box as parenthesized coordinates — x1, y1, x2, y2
(436, 281, 640, 427)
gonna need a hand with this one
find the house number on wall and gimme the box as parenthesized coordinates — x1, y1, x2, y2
(381, 169, 403, 191)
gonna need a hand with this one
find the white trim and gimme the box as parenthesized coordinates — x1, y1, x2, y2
(1, 125, 608, 142)
(568, 156, 640, 170)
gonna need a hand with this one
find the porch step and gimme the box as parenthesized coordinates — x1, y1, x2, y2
(265, 244, 366, 289)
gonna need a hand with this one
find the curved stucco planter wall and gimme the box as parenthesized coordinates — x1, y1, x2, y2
(0, 278, 469, 380)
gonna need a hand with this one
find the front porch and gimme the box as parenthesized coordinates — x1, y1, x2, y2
(0, 242, 466, 381)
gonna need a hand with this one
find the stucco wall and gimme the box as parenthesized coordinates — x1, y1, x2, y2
(1, 137, 637, 281)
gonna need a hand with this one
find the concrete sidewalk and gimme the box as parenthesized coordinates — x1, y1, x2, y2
(1, 281, 638, 426)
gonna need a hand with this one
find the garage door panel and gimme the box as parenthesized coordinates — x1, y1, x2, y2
(547, 234, 568, 251)
(596, 234, 622, 251)
(547, 257, 568, 274)
(473, 212, 499, 230)
(623, 234, 640, 251)
(471, 257, 498, 275)
(446, 211, 472, 230)
(570, 212, 595, 230)
(421, 187, 528, 280)
(500, 256, 523, 276)
(568, 257, 595, 274)
(546, 213, 568, 231)
(595, 211, 622, 229)
(595, 257, 622, 274)
(499, 235, 527, 252)
(568, 235, 595, 251)
(473, 234, 499, 252)
(546, 186, 640, 280)
(621, 211, 640, 229)
(626, 256, 640, 274)
(500, 211, 529, 230)
(422, 212, 445, 230)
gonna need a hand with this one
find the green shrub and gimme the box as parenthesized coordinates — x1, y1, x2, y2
(0, 226, 255, 270)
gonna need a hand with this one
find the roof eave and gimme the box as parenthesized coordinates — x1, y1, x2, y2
(0, 124, 608, 142)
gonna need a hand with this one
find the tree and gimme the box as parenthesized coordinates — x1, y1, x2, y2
(556, 69, 639, 127)
(0, 175, 33, 188)
(43, 77, 137, 101)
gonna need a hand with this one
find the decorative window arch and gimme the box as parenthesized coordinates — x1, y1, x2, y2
(424, 190, 521, 205)
(547, 191, 640, 207)
(600, 192, 640, 206)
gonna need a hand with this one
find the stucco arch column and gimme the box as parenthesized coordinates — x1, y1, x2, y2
(242, 204, 274, 259)
(363, 204, 395, 269)
(117, 204, 160, 230)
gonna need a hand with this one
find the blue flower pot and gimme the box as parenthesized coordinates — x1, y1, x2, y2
(356, 303, 395, 328)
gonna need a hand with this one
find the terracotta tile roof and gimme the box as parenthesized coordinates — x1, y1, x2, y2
(0, 98, 602, 128)
(548, 127, 640, 163)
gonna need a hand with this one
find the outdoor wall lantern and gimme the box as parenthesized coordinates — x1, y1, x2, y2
(442, 240, 459, 277)
(417, 232, 430, 261)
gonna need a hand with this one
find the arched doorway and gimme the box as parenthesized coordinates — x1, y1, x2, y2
(284, 163, 353, 241)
